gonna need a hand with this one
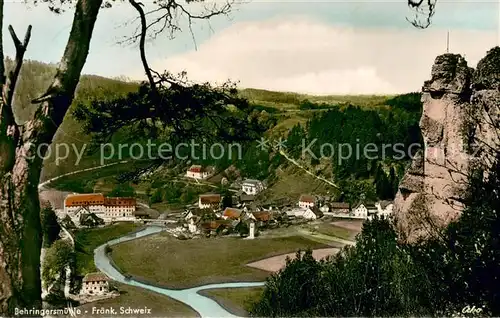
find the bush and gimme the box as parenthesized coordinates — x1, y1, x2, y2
(104, 245, 112, 254)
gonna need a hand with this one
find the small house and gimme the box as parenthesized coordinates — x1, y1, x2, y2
(252, 211, 271, 224)
(81, 272, 110, 295)
(223, 207, 243, 220)
(353, 202, 377, 219)
(299, 194, 316, 209)
(133, 210, 150, 219)
(319, 204, 330, 213)
(181, 210, 194, 221)
(186, 165, 210, 180)
(200, 220, 232, 235)
(239, 194, 256, 204)
(198, 194, 221, 210)
(286, 207, 318, 220)
(241, 179, 265, 195)
(375, 200, 394, 218)
(188, 217, 200, 233)
(330, 202, 350, 214)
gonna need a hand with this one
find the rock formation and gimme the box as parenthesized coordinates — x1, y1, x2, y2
(394, 47, 500, 242)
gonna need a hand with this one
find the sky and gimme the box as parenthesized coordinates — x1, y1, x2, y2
(3, 0, 499, 94)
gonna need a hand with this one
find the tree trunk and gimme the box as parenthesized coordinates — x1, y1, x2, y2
(0, 0, 102, 314)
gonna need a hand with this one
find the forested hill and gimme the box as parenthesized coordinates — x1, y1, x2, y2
(7, 58, 138, 180)
(11, 59, 422, 203)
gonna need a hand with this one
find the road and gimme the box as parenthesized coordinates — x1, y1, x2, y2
(38, 160, 130, 191)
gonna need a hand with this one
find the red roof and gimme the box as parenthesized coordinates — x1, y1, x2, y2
(252, 211, 271, 221)
(223, 208, 242, 219)
(83, 272, 109, 282)
(330, 202, 350, 209)
(105, 197, 136, 207)
(189, 165, 203, 173)
(201, 220, 231, 230)
(65, 193, 136, 207)
(65, 194, 105, 207)
(299, 195, 316, 203)
(199, 194, 221, 204)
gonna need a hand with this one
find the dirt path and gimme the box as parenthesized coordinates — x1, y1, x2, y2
(246, 248, 340, 272)
(297, 229, 355, 246)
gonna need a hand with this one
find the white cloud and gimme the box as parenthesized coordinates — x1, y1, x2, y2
(137, 16, 498, 95)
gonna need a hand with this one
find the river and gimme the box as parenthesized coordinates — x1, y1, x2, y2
(94, 226, 265, 318)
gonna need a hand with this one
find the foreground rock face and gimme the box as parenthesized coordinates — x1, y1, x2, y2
(394, 48, 500, 242)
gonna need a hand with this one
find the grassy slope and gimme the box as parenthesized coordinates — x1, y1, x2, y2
(111, 233, 326, 288)
(199, 287, 264, 317)
(74, 222, 141, 275)
(78, 283, 199, 317)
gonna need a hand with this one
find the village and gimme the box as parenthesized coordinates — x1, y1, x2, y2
(58, 164, 394, 239)
(39, 163, 394, 305)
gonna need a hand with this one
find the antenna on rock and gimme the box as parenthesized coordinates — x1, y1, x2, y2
(446, 30, 450, 53)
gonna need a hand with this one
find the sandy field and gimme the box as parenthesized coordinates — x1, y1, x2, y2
(331, 220, 363, 232)
(246, 248, 340, 273)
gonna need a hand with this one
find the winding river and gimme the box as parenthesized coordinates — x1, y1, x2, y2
(94, 226, 265, 318)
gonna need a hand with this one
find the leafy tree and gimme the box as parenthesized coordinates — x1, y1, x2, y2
(221, 193, 233, 209)
(104, 245, 112, 254)
(389, 166, 398, 198)
(410, 157, 500, 316)
(250, 216, 424, 317)
(235, 221, 249, 237)
(251, 250, 325, 316)
(252, 154, 500, 317)
(60, 215, 76, 230)
(109, 182, 136, 197)
(83, 180, 96, 193)
(374, 164, 392, 200)
(0, 0, 240, 310)
(150, 188, 163, 204)
(41, 206, 61, 248)
(41, 240, 74, 290)
(180, 187, 196, 204)
(286, 124, 306, 159)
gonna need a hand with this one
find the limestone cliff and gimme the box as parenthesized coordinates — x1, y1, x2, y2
(394, 47, 500, 242)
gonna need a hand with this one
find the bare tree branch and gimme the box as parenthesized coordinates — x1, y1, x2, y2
(120, 0, 235, 45)
(0, 24, 31, 173)
(3, 25, 32, 110)
(407, 0, 437, 29)
(129, 0, 156, 90)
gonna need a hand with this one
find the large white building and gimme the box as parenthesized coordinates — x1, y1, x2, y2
(64, 193, 136, 223)
(241, 179, 265, 195)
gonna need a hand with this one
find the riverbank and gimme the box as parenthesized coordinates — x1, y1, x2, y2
(110, 232, 327, 289)
(94, 226, 266, 317)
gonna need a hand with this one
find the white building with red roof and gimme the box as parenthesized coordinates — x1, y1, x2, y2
(298, 194, 316, 209)
(186, 165, 210, 180)
(64, 193, 136, 224)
